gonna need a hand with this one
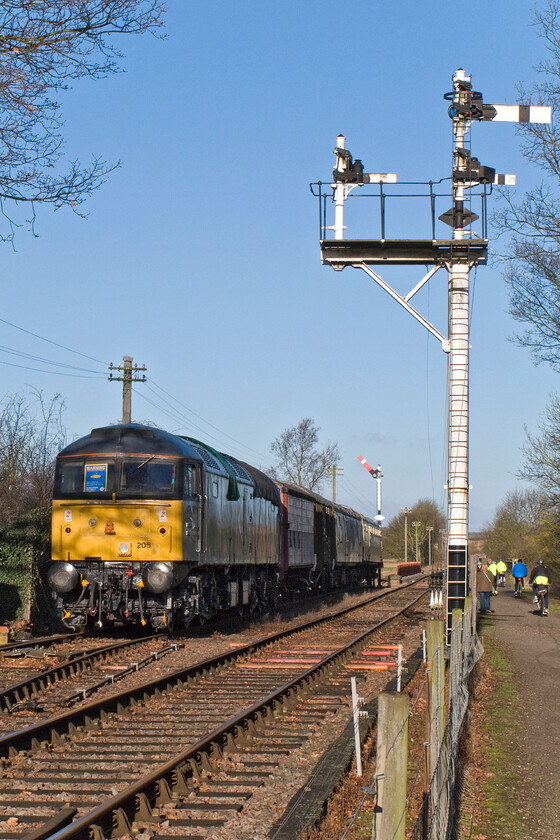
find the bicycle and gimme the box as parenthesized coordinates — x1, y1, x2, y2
(536, 585, 549, 617)
(514, 577, 523, 598)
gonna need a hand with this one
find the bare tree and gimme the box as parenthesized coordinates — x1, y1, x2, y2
(483, 488, 558, 568)
(519, 393, 560, 500)
(494, 2, 560, 369)
(485, 487, 545, 559)
(0, 390, 65, 526)
(382, 499, 445, 563)
(268, 417, 340, 492)
(0, 0, 165, 241)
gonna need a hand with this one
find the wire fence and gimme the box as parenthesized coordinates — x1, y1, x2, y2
(336, 603, 482, 840)
(409, 603, 483, 840)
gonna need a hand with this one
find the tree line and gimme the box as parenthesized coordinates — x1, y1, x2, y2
(483, 2, 560, 579)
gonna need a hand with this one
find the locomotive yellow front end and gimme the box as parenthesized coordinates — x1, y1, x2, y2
(49, 425, 188, 631)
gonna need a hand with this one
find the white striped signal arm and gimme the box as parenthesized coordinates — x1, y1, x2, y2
(358, 455, 377, 476)
(486, 104, 551, 123)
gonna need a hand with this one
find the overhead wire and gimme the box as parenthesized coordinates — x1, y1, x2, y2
(0, 316, 108, 367)
(135, 385, 271, 467)
(0, 358, 106, 378)
(0, 344, 104, 374)
(147, 380, 271, 464)
(0, 311, 274, 468)
(338, 474, 376, 513)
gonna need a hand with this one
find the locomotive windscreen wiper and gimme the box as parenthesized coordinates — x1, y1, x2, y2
(130, 456, 155, 473)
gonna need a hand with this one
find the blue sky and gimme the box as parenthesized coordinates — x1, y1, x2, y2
(1, 0, 557, 531)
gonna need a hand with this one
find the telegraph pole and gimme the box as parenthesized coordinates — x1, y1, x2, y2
(401, 507, 410, 563)
(109, 356, 147, 424)
(313, 70, 550, 642)
(412, 521, 421, 564)
(326, 465, 343, 503)
(426, 526, 434, 568)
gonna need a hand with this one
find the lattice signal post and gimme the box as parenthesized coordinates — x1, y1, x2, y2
(312, 70, 551, 643)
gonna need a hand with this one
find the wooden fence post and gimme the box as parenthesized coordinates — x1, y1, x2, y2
(373, 690, 410, 840)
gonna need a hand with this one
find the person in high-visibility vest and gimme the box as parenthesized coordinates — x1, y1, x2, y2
(496, 559, 508, 587)
(529, 559, 551, 615)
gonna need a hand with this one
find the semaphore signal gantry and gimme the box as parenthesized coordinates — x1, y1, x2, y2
(312, 69, 551, 642)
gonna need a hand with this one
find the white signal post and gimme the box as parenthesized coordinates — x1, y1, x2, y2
(316, 70, 550, 643)
(358, 456, 384, 523)
(443, 71, 550, 640)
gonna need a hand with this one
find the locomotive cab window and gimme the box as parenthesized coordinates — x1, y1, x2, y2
(54, 459, 116, 498)
(120, 459, 178, 497)
(58, 461, 84, 495)
(184, 464, 200, 497)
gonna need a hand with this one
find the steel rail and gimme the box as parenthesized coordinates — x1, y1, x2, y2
(0, 632, 82, 654)
(41, 586, 428, 840)
(0, 634, 166, 714)
(0, 576, 427, 759)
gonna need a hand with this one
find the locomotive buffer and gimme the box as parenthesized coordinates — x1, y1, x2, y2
(313, 70, 551, 642)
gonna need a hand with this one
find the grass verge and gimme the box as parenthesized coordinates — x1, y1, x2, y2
(464, 628, 530, 840)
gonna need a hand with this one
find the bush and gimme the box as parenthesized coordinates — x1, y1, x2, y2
(397, 561, 421, 577)
(0, 508, 52, 627)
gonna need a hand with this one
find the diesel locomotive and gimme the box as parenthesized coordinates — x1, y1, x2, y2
(48, 424, 382, 631)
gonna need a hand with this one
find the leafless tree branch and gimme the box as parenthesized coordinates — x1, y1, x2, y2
(0, 0, 165, 241)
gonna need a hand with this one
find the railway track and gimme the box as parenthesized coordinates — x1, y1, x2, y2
(0, 577, 433, 840)
(0, 635, 182, 727)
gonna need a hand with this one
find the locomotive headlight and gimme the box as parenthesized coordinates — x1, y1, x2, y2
(118, 542, 131, 556)
(142, 561, 173, 595)
(47, 562, 80, 594)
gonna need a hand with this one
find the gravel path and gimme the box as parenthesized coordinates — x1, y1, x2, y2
(479, 584, 560, 838)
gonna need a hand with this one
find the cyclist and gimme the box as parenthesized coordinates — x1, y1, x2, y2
(511, 558, 528, 597)
(496, 559, 508, 586)
(529, 559, 551, 615)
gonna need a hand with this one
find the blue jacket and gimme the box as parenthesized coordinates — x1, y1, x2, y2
(512, 561, 528, 578)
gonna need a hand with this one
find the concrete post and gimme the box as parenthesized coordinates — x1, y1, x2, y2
(450, 608, 463, 730)
(426, 619, 445, 782)
(373, 691, 410, 840)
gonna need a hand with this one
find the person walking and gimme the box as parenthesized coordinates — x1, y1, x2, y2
(511, 558, 528, 597)
(488, 560, 498, 595)
(476, 559, 495, 614)
(496, 559, 508, 586)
